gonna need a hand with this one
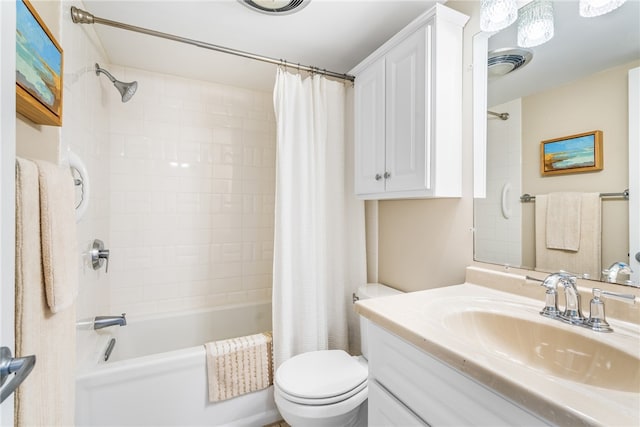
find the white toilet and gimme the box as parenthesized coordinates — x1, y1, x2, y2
(274, 283, 402, 427)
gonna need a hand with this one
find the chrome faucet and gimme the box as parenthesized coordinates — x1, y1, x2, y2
(532, 272, 637, 332)
(557, 274, 585, 325)
(533, 272, 584, 324)
(602, 262, 633, 283)
(94, 313, 127, 330)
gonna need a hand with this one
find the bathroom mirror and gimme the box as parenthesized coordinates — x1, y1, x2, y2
(473, 0, 640, 283)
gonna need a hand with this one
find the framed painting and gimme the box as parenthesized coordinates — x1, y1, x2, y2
(540, 130, 603, 176)
(16, 0, 63, 126)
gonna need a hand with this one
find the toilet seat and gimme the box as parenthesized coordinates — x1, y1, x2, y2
(275, 350, 368, 405)
(276, 379, 367, 405)
(274, 382, 368, 422)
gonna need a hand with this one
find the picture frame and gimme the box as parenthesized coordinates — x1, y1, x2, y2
(16, 0, 63, 126)
(540, 130, 603, 176)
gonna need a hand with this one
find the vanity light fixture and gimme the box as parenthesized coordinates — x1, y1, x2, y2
(517, 0, 555, 48)
(480, 0, 518, 32)
(579, 0, 627, 17)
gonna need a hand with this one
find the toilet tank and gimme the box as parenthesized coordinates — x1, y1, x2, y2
(356, 283, 403, 360)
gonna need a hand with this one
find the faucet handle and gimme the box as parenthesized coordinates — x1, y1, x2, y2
(596, 288, 637, 304)
(529, 275, 562, 318)
(586, 288, 636, 333)
(91, 239, 110, 273)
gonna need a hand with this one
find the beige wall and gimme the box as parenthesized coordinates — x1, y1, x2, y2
(521, 60, 638, 269)
(375, 0, 478, 292)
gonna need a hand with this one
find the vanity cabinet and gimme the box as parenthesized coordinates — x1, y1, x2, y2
(351, 4, 468, 199)
(367, 322, 548, 426)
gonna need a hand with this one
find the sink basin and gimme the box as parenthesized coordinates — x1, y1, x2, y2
(444, 310, 640, 393)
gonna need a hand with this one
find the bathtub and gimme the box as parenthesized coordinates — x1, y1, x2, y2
(76, 302, 279, 426)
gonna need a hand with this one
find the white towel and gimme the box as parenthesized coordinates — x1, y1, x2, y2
(205, 332, 273, 402)
(15, 158, 76, 426)
(34, 160, 79, 313)
(546, 192, 582, 251)
(535, 193, 601, 278)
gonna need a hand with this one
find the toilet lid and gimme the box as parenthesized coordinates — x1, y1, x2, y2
(275, 350, 367, 400)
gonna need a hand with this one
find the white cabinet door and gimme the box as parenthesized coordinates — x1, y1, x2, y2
(368, 380, 426, 427)
(368, 323, 548, 427)
(354, 58, 386, 195)
(384, 26, 428, 193)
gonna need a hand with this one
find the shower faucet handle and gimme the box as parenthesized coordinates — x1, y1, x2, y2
(90, 239, 110, 273)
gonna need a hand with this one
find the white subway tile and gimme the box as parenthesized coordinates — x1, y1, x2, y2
(246, 288, 272, 303)
(243, 275, 272, 290)
(243, 260, 273, 276)
(210, 214, 243, 230)
(213, 128, 243, 145)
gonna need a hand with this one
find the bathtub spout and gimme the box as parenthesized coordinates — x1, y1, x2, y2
(94, 314, 127, 330)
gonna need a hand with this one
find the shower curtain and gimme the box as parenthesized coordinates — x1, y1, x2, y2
(272, 69, 366, 368)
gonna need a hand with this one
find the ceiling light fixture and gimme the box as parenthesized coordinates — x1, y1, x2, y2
(517, 0, 555, 48)
(480, 0, 518, 32)
(579, 0, 627, 17)
(488, 48, 534, 78)
(239, 0, 310, 15)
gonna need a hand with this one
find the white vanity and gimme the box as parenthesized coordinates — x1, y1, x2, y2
(355, 267, 640, 426)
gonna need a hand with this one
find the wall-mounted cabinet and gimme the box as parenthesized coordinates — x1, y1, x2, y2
(350, 4, 469, 200)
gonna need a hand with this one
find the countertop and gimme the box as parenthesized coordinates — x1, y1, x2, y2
(354, 267, 640, 426)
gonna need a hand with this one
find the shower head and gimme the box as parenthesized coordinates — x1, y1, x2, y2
(95, 63, 138, 102)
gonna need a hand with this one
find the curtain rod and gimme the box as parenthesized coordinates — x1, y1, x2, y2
(70, 6, 355, 83)
(520, 189, 630, 203)
(487, 110, 509, 120)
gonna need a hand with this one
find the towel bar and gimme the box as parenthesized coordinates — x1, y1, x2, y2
(520, 189, 629, 203)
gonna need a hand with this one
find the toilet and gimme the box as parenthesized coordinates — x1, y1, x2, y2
(274, 283, 402, 427)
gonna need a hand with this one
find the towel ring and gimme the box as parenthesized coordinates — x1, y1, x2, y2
(68, 151, 90, 222)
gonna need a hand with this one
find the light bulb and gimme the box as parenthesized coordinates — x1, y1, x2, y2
(480, 0, 518, 32)
(579, 0, 627, 17)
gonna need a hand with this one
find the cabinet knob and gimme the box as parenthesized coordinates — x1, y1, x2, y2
(375, 174, 383, 181)
(384, 171, 391, 179)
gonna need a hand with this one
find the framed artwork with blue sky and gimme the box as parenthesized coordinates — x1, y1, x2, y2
(540, 130, 603, 176)
(16, 0, 63, 126)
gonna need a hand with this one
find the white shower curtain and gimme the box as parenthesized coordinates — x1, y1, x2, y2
(272, 69, 366, 368)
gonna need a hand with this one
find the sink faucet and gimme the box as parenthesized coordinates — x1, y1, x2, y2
(557, 274, 586, 325)
(94, 313, 127, 330)
(602, 262, 633, 283)
(535, 272, 585, 325)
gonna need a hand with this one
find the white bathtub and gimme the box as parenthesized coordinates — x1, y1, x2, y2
(76, 302, 279, 426)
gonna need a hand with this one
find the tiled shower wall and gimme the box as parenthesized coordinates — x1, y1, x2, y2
(107, 66, 276, 316)
(474, 98, 522, 267)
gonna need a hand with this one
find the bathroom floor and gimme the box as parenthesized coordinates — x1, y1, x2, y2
(264, 420, 290, 427)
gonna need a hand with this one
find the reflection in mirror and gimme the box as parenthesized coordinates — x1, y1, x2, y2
(473, 0, 640, 285)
